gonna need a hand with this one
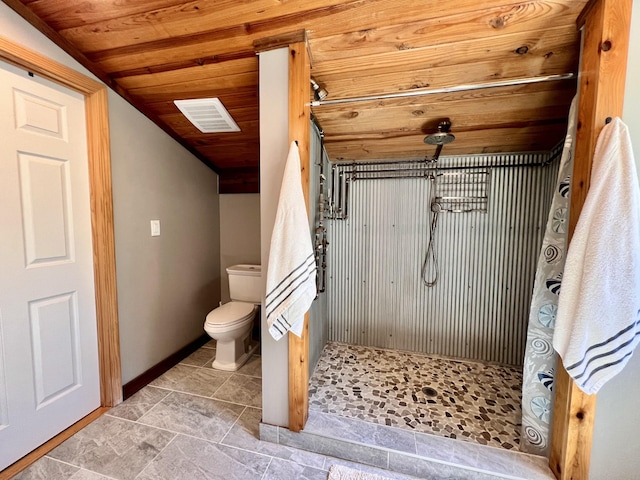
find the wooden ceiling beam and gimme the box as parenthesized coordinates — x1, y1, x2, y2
(317, 59, 579, 102)
(11, 0, 188, 31)
(309, 1, 584, 63)
(115, 57, 258, 90)
(313, 27, 578, 77)
(313, 78, 576, 107)
(313, 86, 575, 127)
(316, 109, 571, 140)
(323, 116, 569, 142)
(63, 0, 516, 52)
(108, 50, 257, 79)
(324, 123, 568, 161)
(51, 1, 584, 72)
(55, 0, 359, 52)
(168, 121, 260, 139)
(148, 96, 258, 117)
(125, 71, 258, 99)
(202, 156, 260, 170)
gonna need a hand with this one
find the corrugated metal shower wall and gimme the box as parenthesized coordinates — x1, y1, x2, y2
(326, 154, 558, 366)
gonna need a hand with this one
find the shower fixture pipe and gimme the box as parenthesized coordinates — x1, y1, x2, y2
(312, 116, 329, 293)
(340, 160, 550, 179)
(310, 73, 575, 106)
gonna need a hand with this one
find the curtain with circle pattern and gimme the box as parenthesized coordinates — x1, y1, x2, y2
(520, 96, 577, 456)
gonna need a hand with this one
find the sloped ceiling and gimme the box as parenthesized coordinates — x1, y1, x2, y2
(3, 0, 588, 193)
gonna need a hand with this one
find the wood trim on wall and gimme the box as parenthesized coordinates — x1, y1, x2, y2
(0, 36, 122, 408)
(123, 334, 209, 400)
(549, 0, 632, 478)
(287, 40, 311, 433)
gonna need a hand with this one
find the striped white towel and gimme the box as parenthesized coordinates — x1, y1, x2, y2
(265, 141, 317, 341)
(553, 118, 640, 394)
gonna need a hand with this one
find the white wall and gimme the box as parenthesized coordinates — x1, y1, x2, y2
(219, 194, 261, 303)
(259, 47, 291, 426)
(0, 4, 221, 385)
(590, 3, 640, 479)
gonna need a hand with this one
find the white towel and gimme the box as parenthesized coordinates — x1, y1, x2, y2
(553, 117, 640, 394)
(265, 141, 317, 341)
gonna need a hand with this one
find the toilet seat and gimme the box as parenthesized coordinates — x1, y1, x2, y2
(205, 301, 256, 329)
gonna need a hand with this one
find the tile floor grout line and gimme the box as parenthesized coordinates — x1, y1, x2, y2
(132, 431, 179, 480)
(124, 389, 176, 424)
(102, 413, 185, 437)
(204, 435, 278, 462)
(114, 384, 265, 449)
(208, 372, 233, 399)
(218, 405, 247, 445)
(259, 455, 274, 480)
(232, 371, 262, 379)
(76, 466, 120, 480)
(144, 382, 237, 403)
(40, 456, 110, 477)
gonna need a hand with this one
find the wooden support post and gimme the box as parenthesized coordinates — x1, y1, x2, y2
(287, 40, 311, 433)
(549, 0, 632, 478)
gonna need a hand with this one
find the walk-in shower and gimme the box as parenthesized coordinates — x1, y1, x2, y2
(307, 115, 563, 461)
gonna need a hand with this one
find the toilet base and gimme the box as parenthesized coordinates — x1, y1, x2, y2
(211, 330, 258, 371)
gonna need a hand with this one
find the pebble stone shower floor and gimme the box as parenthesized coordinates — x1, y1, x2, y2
(309, 342, 523, 451)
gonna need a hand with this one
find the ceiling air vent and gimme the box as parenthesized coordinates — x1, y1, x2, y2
(173, 98, 240, 133)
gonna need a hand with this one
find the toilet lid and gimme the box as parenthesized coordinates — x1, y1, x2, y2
(205, 301, 256, 327)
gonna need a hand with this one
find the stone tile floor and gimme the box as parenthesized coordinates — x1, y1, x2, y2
(309, 342, 523, 451)
(13, 341, 419, 480)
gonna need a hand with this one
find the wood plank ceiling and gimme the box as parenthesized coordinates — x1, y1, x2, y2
(4, 0, 588, 193)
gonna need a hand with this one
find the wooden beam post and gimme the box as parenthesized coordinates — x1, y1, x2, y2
(287, 40, 311, 433)
(549, 0, 632, 478)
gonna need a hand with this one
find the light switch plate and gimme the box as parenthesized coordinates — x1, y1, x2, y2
(150, 220, 160, 236)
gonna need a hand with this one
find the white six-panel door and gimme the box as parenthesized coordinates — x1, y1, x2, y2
(0, 60, 100, 470)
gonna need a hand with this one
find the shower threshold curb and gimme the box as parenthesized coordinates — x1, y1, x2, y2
(260, 411, 554, 480)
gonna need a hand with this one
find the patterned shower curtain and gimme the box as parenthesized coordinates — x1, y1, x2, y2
(520, 97, 577, 456)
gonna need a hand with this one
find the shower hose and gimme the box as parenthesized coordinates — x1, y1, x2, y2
(421, 201, 440, 287)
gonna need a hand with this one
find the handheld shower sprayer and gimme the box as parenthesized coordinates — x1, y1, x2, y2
(421, 120, 455, 287)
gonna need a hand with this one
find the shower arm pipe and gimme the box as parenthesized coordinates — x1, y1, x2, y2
(431, 143, 444, 163)
(310, 73, 575, 106)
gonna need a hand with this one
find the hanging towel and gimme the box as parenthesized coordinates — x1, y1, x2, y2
(265, 141, 317, 341)
(553, 117, 640, 395)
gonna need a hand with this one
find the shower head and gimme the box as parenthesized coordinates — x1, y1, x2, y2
(424, 120, 455, 145)
(310, 77, 329, 101)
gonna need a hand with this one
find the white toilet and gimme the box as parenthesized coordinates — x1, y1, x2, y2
(204, 264, 261, 371)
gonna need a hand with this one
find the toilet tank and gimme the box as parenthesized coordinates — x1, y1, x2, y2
(227, 264, 262, 303)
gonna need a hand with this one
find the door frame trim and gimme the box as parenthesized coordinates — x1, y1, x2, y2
(0, 35, 122, 407)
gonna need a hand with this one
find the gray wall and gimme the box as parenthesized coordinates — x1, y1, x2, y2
(259, 47, 290, 427)
(590, 2, 640, 478)
(109, 94, 220, 384)
(0, 4, 221, 385)
(219, 194, 261, 303)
